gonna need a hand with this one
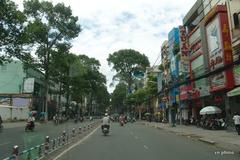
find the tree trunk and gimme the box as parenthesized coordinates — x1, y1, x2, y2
(44, 73, 49, 121)
(43, 49, 50, 121)
(58, 82, 62, 113)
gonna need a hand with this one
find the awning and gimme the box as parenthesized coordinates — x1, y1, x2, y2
(227, 87, 240, 97)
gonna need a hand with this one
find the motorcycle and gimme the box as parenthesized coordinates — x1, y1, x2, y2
(25, 121, 34, 132)
(102, 125, 109, 136)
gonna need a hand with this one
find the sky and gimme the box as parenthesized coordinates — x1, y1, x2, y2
(13, 0, 196, 93)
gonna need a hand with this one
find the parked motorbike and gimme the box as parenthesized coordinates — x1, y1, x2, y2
(25, 121, 34, 132)
(102, 125, 109, 136)
(210, 118, 227, 130)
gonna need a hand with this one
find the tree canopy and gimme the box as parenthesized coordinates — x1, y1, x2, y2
(0, 0, 27, 64)
(107, 49, 150, 93)
(111, 83, 127, 113)
(22, 0, 81, 117)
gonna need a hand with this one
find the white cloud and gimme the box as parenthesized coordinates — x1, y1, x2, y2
(13, 0, 197, 93)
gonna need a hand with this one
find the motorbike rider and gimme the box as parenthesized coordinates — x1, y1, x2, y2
(101, 113, 110, 131)
(27, 114, 35, 129)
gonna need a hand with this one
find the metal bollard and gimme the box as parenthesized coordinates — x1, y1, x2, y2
(66, 134, 69, 143)
(72, 128, 75, 138)
(38, 145, 42, 157)
(62, 131, 66, 144)
(12, 145, 19, 160)
(78, 127, 82, 134)
(53, 139, 56, 149)
(58, 136, 61, 146)
(44, 136, 50, 155)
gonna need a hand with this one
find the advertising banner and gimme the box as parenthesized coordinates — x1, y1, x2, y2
(205, 7, 234, 92)
(23, 78, 35, 93)
(179, 26, 189, 75)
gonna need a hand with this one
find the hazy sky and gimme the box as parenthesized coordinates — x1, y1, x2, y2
(13, 0, 196, 93)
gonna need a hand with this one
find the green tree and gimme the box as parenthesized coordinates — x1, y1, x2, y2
(70, 55, 108, 115)
(126, 88, 148, 106)
(0, 0, 27, 64)
(111, 83, 127, 113)
(50, 52, 84, 112)
(95, 85, 110, 114)
(23, 0, 81, 119)
(107, 49, 150, 94)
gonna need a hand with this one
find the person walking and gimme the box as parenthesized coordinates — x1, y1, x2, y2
(233, 112, 240, 135)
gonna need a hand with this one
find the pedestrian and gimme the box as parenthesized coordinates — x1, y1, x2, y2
(233, 112, 240, 135)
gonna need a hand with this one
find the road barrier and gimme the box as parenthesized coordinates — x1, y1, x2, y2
(3, 121, 101, 160)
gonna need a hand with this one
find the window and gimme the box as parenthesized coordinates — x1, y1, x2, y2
(233, 12, 240, 29)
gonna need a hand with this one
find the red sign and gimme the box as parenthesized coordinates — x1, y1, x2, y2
(205, 5, 234, 92)
(180, 85, 192, 100)
(179, 26, 189, 74)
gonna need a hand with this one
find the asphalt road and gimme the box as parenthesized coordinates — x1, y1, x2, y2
(0, 120, 94, 159)
(57, 122, 239, 160)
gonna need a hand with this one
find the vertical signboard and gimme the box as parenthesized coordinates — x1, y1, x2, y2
(179, 26, 189, 75)
(157, 72, 163, 93)
(205, 6, 234, 92)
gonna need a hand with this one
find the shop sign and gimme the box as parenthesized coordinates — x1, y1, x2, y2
(206, 16, 224, 71)
(210, 72, 226, 91)
(180, 85, 192, 100)
(157, 72, 163, 92)
(23, 78, 35, 93)
(205, 8, 234, 91)
(234, 65, 240, 86)
(179, 26, 189, 74)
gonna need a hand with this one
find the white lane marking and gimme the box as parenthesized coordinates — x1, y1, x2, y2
(53, 125, 100, 160)
(143, 145, 149, 150)
(0, 142, 10, 146)
(134, 136, 139, 139)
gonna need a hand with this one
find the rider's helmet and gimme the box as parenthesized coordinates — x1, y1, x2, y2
(105, 113, 108, 116)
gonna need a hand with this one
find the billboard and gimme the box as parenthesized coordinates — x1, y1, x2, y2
(179, 26, 189, 75)
(23, 78, 35, 93)
(205, 7, 234, 92)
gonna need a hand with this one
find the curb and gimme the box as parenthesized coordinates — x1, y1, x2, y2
(198, 138, 216, 145)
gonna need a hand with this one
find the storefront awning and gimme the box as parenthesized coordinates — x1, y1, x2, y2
(227, 87, 240, 97)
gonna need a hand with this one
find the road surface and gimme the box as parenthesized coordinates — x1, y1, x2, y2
(57, 122, 239, 160)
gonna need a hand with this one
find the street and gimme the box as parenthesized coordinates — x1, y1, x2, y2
(56, 122, 239, 160)
(0, 120, 93, 159)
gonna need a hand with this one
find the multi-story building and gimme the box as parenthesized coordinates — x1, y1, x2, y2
(160, 40, 170, 121)
(182, 0, 235, 123)
(226, 0, 240, 116)
(0, 61, 65, 120)
(168, 27, 180, 125)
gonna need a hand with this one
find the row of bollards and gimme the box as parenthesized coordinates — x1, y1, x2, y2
(7, 121, 99, 160)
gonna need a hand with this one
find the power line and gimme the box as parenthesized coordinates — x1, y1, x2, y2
(152, 50, 161, 67)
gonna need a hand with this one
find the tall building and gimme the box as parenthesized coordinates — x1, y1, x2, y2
(226, 0, 240, 116)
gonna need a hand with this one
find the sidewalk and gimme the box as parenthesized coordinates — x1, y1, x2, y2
(143, 122, 240, 154)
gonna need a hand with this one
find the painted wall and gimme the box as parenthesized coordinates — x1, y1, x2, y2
(0, 61, 25, 93)
(0, 105, 29, 121)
